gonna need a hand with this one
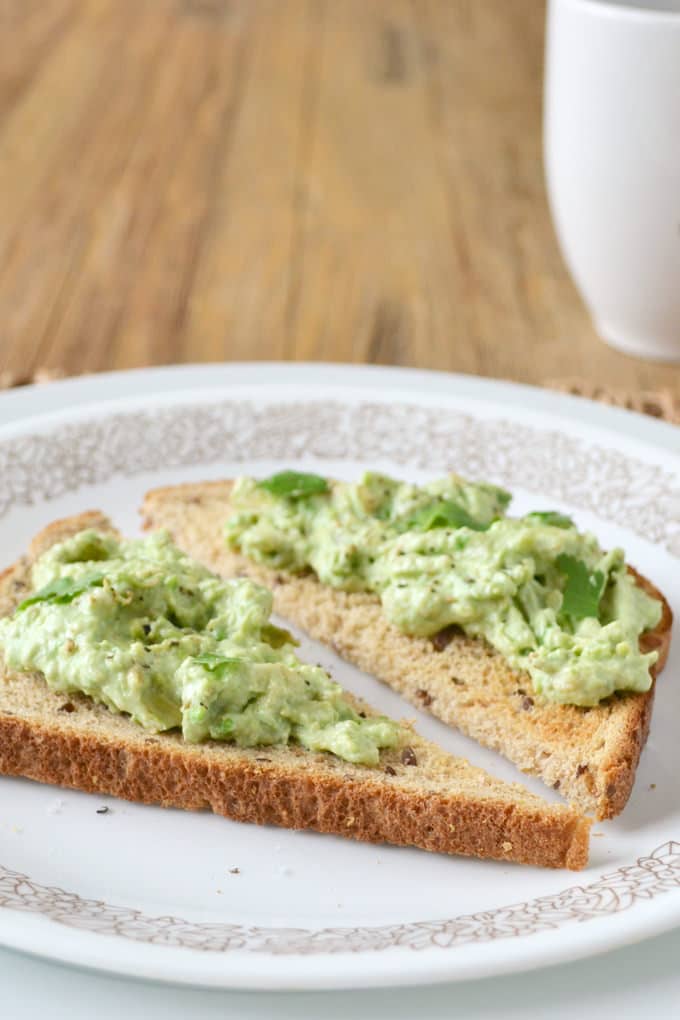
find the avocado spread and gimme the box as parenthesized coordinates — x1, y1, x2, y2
(226, 471, 663, 707)
(0, 529, 401, 765)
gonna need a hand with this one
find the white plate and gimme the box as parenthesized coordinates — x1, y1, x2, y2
(0, 363, 678, 991)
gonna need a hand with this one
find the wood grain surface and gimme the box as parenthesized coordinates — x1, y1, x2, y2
(1, 0, 678, 393)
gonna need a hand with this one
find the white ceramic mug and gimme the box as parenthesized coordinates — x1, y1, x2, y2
(544, 0, 680, 361)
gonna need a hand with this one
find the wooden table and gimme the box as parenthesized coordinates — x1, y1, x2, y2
(2, 0, 679, 394)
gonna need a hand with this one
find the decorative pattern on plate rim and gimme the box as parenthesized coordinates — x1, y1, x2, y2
(0, 399, 678, 555)
(0, 842, 679, 955)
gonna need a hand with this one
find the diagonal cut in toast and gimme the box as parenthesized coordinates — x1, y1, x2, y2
(141, 481, 673, 820)
(0, 511, 591, 869)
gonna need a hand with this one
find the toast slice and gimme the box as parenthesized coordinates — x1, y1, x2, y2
(142, 481, 673, 821)
(0, 512, 591, 869)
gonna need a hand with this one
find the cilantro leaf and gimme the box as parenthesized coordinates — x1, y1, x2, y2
(407, 499, 491, 532)
(18, 573, 105, 611)
(257, 471, 328, 499)
(556, 554, 606, 621)
(192, 654, 243, 671)
(261, 623, 299, 648)
(526, 511, 575, 529)
(214, 716, 234, 737)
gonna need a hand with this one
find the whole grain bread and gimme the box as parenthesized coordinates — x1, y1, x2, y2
(142, 481, 673, 820)
(0, 511, 591, 869)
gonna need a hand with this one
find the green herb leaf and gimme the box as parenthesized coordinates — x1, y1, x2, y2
(556, 554, 606, 621)
(18, 573, 105, 611)
(526, 511, 575, 529)
(261, 623, 299, 648)
(192, 654, 243, 671)
(214, 716, 234, 737)
(407, 499, 490, 532)
(257, 471, 328, 499)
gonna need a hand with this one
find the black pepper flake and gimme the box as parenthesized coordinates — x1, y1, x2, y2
(415, 688, 433, 707)
(58, 702, 76, 713)
(452, 677, 465, 686)
(576, 763, 588, 777)
(255, 757, 272, 762)
(515, 688, 526, 697)
(142, 623, 151, 635)
(521, 696, 534, 711)
(384, 765, 396, 776)
(358, 711, 366, 718)
(96, 806, 110, 815)
(401, 747, 417, 766)
(229, 867, 240, 875)
(553, 780, 561, 790)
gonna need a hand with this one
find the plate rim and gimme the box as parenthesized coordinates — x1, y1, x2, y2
(1, 839, 680, 990)
(0, 361, 677, 452)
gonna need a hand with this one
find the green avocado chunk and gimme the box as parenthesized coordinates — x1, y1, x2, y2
(226, 471, 662, 707)
(0, 529, 401, 765)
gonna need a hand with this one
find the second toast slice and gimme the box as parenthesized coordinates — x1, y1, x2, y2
(142, 480, 672, 820)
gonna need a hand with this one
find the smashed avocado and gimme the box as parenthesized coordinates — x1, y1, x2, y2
(0, 529, 401, 765)
(226, 471, 663, 707)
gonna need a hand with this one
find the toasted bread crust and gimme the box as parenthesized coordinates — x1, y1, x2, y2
(0, 512, 591, 870)
(596, 568, 671, 818)
(0, 713, 590, 868)
(141, 480, 673, 821)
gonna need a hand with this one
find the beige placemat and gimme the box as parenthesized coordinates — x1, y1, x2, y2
(0, 370, 678, 425)
(546, 378, 680, 425)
